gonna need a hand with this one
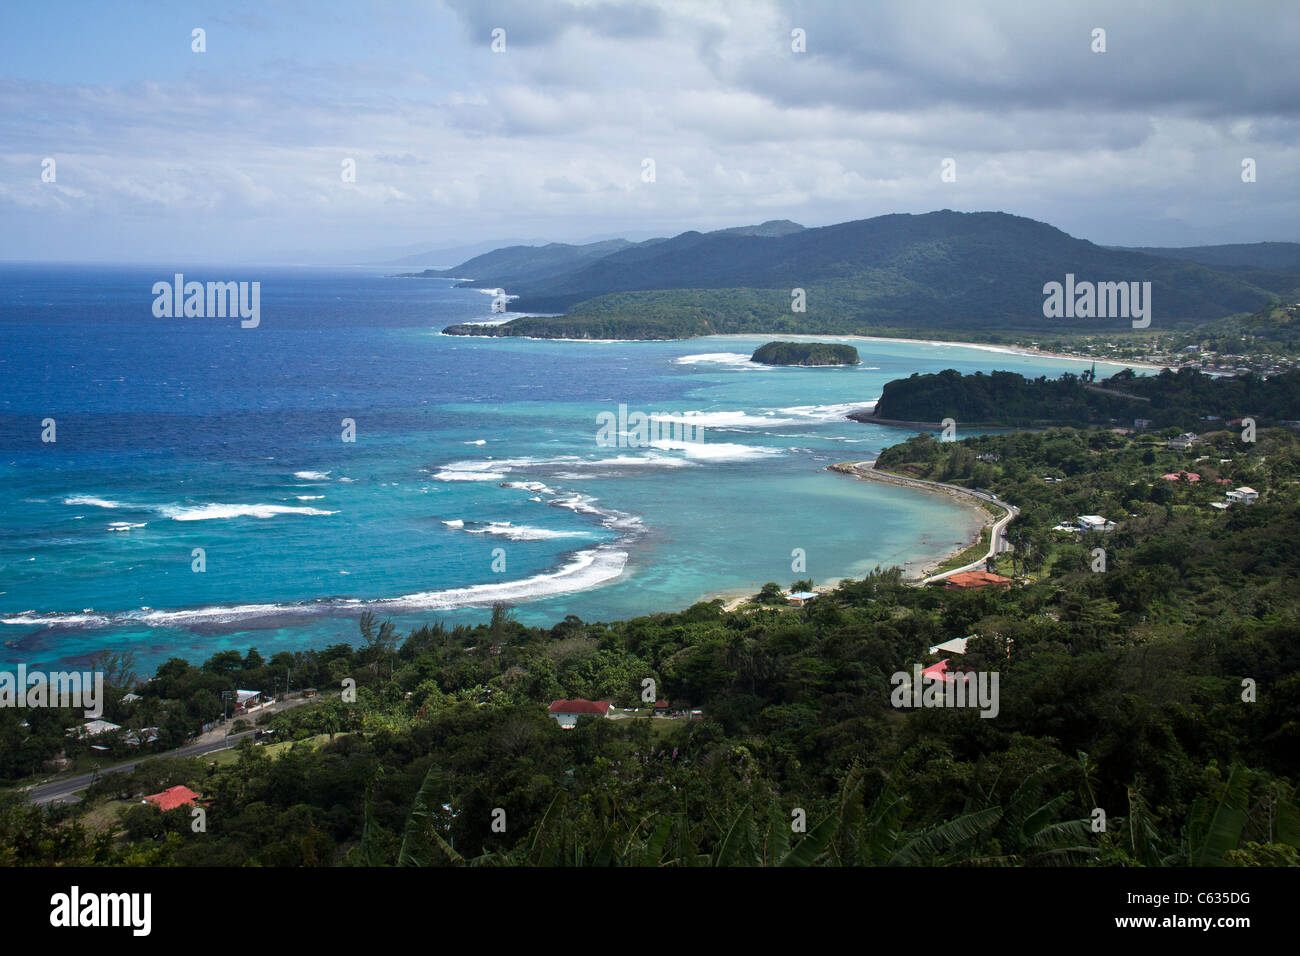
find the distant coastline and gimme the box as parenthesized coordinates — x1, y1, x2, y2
(443, 321, 1174, 373)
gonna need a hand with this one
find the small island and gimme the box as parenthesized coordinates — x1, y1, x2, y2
(751, 341, 860, 366)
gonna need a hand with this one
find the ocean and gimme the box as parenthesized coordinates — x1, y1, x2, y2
(0, 263, 1142, 673)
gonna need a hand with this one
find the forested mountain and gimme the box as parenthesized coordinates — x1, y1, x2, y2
(401, 237, 647, 286)
(434, 211, 1282, 338)
(1114, 242, 1300, 305)
(1117, 242, 1300, 272)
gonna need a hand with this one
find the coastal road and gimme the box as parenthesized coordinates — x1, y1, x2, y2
(922, 489, 1018, 584)
(831, 461, 1018, 583)
(20, 693, 323, 807)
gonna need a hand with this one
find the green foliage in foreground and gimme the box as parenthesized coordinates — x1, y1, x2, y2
(4, 428, 1300, 866)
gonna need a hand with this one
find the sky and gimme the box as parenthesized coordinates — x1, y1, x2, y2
(1, 0, 1296, 264)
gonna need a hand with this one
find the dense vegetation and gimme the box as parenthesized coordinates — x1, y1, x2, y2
(437, 211, 1288, 339)
(866, 367, 1300, 427)
(1119, 243, 1300, 305)
(751, 341, 859, 366)
(402, 221, 805, 288)
(5, 421, 1299, 866)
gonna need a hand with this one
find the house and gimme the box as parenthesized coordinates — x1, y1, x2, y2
(976, 453, 1000, 462)
(123, 727, 160, 747)
(1161, 471, 1200, 482)
(1226, 487, 1259, 505)
(786, 590, 819, 606)
(944, 571, 1012, 590)
(1133, 418, 1152, 430)
(143, 785, 200, 811)
(66, 719, 121, 740)
(234, 689, 266, 713)
(1076, 515, 1115, 533)
(928, 636, 971, 656)
(1167, 433, 1199, 451)
(548, 699, 612, 729)
(652, 699, 670, 716)
(920, 659, 956, 682)
(120, 692, 142, 704)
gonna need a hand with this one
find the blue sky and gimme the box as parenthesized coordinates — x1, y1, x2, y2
(2, 0, 1297, 263)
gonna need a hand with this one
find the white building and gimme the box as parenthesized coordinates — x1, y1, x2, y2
(548, 699, 612, 729)
(1226, 487, 1259, 505)
(927, 637, 971, 656)
(67, 719, 122, 740)
(1076, 515, 1116, 533)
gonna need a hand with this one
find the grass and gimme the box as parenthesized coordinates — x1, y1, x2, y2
(206, 732, 339, 766)
(79, 798, 137, 835)
(930, 527, 993, 576)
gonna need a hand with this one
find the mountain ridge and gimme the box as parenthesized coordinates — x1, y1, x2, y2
(424, 210, 1295, 339)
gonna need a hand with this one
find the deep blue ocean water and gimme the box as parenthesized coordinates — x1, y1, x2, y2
(0, 263, 1143, 672)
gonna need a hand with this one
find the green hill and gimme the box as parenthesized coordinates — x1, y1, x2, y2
(863, 366, 1300, 428)
(439, 211, 1278, 339)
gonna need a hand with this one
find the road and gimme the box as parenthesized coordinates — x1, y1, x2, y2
(20, 693, 321, 807)
(830, 461, 1019, 583)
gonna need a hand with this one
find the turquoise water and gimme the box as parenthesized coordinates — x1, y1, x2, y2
(0, 264, 1142, 672)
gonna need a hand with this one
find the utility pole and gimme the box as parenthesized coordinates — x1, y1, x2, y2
(221, 690, 235, 747)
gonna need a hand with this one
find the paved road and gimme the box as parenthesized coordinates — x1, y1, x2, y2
(922, 489, 1018, 583)
(832, 461, 1019, 583)
(20, 694, 321, 807)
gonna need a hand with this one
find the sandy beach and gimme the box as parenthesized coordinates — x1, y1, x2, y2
(703, 332, 1174, 373)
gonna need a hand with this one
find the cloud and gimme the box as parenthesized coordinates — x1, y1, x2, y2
(0, 0, 1295, 260)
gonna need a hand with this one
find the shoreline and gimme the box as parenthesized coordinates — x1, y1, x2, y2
(713, 332, 1174, 373)
(442, 326, 1174, 371)
(829, 460, 1004, 580)
(700, 458, 999, 611)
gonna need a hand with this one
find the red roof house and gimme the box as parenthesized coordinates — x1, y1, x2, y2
(548, 699, 612, 728)
(920, 659, 976, 686)
(144, 785, 200, 811)
(920, 659, 956, 682)
(944, 570, 1013, 590)
(1161, 471, 1200, 482)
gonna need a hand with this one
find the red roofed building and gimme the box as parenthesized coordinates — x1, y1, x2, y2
(1161, 471, 1200, 482)
(920, 659, 957, 682)
(920, 659, 977, 686)
(144, 785, 200, 811)
(944, 570, 1013, 590)
(548, 699, 612, 729)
